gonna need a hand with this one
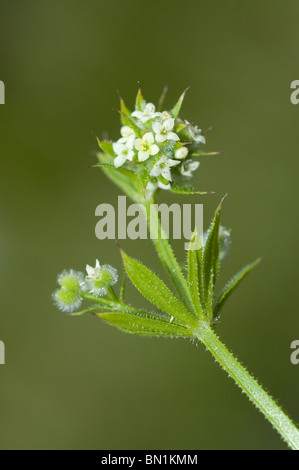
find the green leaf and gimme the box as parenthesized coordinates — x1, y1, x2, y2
(170, 183, 213, 195)
(192, 151, 222, 157)
(144, 201, 196, 315)
(187, 230, 204, 317)
(96, 139, 116, 157)
(119, 276, 126, 302)
(120, 97, 131, 126)
(214, 257, 263, 318)
(96, 310, 192, 337)
(119, 112, 142, 138)
(95, 157, 145, 203)
(135, 86, 146, 111)
(121, 250, 195, 326)
(203, 196, 226, 310)
(170, 86, 190, 119)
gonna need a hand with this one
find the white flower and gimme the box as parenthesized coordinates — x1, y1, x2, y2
(86, 259, 102, 279)
(180, 159, 200, 177)
(85, 260, 118, 297)
(134, 132, 159, 162)
(146, 181, 158, 192)
(162, 111, 172, 120)
(118, 126, 135, 143)
(113, 140, 135, 168)
(185, 120, 206, 144)
(132, 103, 163, 123)
(150, 155, 180, 182)
(146, 180, 171, 191)
(174, 147, 188, 160)
(152, 118, 179, 143)
(157, 181, 171, 190)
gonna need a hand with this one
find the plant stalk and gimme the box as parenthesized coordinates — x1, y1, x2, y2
(144, 194, 299, 449)
(143, 199, 195, 314)
(196, 323, 299, 450)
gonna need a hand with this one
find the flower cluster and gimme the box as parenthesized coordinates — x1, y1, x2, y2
(53, 260, 118, 313)
(97, 88, 212, 192)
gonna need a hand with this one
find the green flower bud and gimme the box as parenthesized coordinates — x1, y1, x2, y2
(58, 269, 85, 291)
(53, 288, 82, 313)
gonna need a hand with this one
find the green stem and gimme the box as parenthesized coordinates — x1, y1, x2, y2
(143, 199, 195, 314)
(107, 287, 118, 301)
(195, 323, 299, 450)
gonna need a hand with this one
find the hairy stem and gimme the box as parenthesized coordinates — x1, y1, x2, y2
(143, 199, 195, 314)
(195, 323, 299, 450)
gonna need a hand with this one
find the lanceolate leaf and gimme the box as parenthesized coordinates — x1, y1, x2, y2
(96, 311, 192, 337)
(120, 97, 131, 126)
(170, 183, 213, 196)
(213, 257, 263, 318)
(192, 151, 222, 157)
(95, 157, 145, 203)
(187, 230, 203, 317)
(203, 196, 226, 305)
(96, 139, 116, 157)
(145, 201, 196, 315)
(121, 250, 194, 325)
(135, 87, 146, 111)
(170, 86, 190, 119)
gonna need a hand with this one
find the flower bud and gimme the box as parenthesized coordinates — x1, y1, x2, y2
(53, 288, 82, 313)
(175, 147, 189, 160)
(58, 270, 85, 290)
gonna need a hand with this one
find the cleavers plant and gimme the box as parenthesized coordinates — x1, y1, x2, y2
(53, 86, 299, 450)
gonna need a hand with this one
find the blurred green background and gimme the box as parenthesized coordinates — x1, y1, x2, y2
(0, 0, 299, 450)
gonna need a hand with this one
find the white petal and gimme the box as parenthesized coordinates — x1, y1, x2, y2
(152, 121, 163, 134)
(95, 260, 101, 268)
(126, 135, 135, 148)
(162, 111, 172, 119)
(86, 265, 94, 277)
(195, 135, 206, 144)
(143, 132, 154, 144)
(161, 167, 172, 181)
(138, 150, 150, 162)
(134, 138, 142, 150)
(189, 161, 200, 171)
(114, 154, 127, 168)
(167, 132, 180, 141)
(131, 111, 143, 120)
(153, 112, 164, 119)
(140, 115, 151, 123)
(158, 155, 168, 164)
(126, 150, 135, 161)
(113, 142, 125, 154)
(167, 158, 180, 168)
(157, 181, 171, 190)
(150, 164, 162, 177)
(155, 134, 167, 143)
(163, 118, 175, 131)
(145, 103, 155, 114)
(150, 144, 160, 156)
(146, 181, 158, 191)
